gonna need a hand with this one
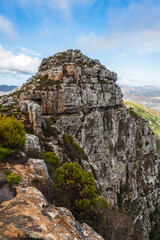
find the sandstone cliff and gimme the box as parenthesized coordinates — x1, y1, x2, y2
(0, 49, 159, 239)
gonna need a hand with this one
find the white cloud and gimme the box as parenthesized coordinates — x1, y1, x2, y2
(77, 29, 160, 53)
(76, 1, 160, 53)
(0, 45, 40, 74)
(0, 15, 17, 39)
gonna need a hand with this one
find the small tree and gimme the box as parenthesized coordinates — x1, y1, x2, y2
(54, 162, 108, 210)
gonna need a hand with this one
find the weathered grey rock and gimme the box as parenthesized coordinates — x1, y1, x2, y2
(19, 49, 160, 239)
(27, 158, 49, 180)
(20, 100, 46, 135)
(0, 187, 104, 240)
(24, 134, 41, 154)
(2, 102, 16, 107)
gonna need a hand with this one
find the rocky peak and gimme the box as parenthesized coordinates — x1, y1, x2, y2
(20, 49, 122, 115)
(14, 50, 160, 239)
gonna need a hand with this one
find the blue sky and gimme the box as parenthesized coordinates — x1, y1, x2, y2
(0, 0, 160, 87)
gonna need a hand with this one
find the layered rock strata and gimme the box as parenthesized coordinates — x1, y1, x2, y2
(19, 49, 160, 238)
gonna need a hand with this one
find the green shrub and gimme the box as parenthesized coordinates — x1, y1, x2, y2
(0, 147, 14, 160)
(7, 173, 21, 184)
(62, 133, 87, 163)
(54, 162, 99, 210)
(42, 152, 61, 176)
(0, 114, 26, 149)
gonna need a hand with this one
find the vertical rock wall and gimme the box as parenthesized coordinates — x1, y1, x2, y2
(20, 49, 160, 238)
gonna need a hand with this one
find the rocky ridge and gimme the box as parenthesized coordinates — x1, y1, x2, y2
(0, 49, 159, 239)
(0, 186, 103, 240)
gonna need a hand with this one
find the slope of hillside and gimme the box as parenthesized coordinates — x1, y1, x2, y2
(121, 85, 160, 112)
(124, 100, 160, 152)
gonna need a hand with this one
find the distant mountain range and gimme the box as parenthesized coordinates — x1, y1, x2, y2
(0, 85, 17, 92)
(121, 85, 160, 112)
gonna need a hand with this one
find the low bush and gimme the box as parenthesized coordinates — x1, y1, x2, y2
(0, 147, 14, 161)
(42, 152, 61, 176)
(0, 114, 26, 149)
(7, 173, 21, 184)
(54, 161, 103, 210)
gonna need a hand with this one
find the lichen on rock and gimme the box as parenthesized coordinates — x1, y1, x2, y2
(0, 186, 104, 240)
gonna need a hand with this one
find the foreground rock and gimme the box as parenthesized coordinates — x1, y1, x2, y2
(0, 187, 104, 240)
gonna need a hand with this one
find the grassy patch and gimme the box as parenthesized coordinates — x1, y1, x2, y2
(124, 100, 160, 154)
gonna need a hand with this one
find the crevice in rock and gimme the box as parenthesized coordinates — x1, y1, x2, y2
(0, 182, 17, 204)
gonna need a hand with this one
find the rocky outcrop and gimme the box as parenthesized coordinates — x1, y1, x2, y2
(24, 134, 41, 154)
(20, 100, 46, 135)
(19, 49, 160, 238)
(0, 186, 104, 240)
(27, 158, 49, 180)
(1, 158, 49, 187)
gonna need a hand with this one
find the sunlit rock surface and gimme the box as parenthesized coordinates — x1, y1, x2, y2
(0, 187, 104, 240)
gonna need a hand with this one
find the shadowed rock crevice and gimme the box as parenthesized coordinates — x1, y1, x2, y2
(0, 182, 16, 204)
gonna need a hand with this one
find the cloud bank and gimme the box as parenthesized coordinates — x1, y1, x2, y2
(0, 45, 40, 74)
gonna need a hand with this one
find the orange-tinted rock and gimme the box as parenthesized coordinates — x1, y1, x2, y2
(0, 187, 104, 240)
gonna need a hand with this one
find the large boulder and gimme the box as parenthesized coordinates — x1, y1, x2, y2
(0, 186, 104, 240)
(24, 134, 41, 154)
(27, 158, 49, 180)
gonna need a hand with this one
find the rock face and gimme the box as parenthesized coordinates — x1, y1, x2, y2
(20, 100, 46, 135)
(19, 49, 160, 238)
(0, 186, 104, 240)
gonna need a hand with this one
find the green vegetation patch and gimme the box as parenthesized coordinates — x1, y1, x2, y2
(42, 152, 61, 176)
(0, 114, 26, 149)
(54, 161, 108, 210)
(7, 173, 21, 184)
(0, 147, 14, 161)
(62, 133, 87, 163)
(124, 100, 160, 153)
